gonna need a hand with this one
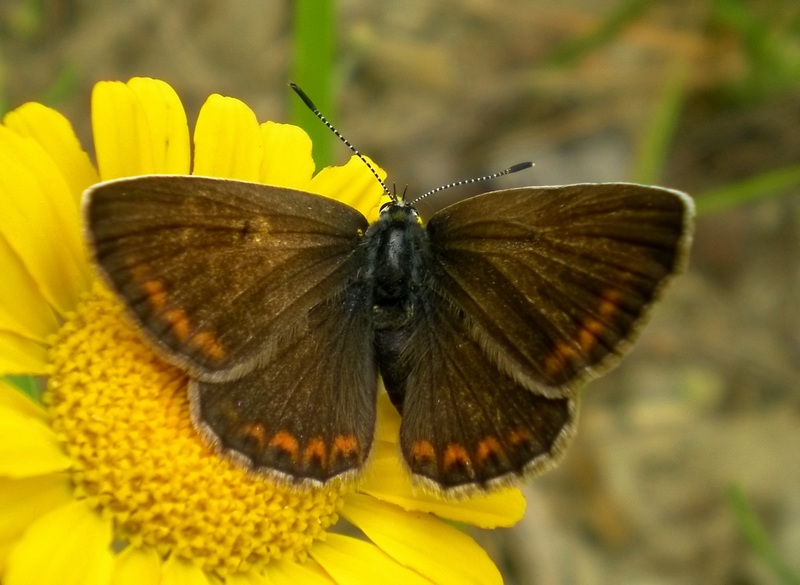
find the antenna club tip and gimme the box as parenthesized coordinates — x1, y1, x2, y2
(289, 83, 317, 110)
(508, 162, 534, 173)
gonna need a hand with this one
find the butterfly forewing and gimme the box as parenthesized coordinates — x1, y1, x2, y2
(425, 183, 693, 395)
(85, 175, 369, 381)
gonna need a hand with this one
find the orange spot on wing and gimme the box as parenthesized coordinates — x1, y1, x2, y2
(544, 341, 578, 376)
(507, 428, 533, 446)
(141, 279, 168, 311)
(240, 423, 267, 447)
(164, 308, 192, 341)
(134, 269, 227, 362)
(598, 299, 616, 317)
(442, 444, 471, 471)
(269, 431, 299, 458)
(475, 436, 503, 464)
(304, 437, 327, 467)
(191, 330, 226, 361)
(597, 288, 623, 318)
(578, 288, 625, 353)
(545, 287, 627, 377)
(409, 440, 436, 463)
(331, 435, 360, 459)
(578, 318, 604, 352)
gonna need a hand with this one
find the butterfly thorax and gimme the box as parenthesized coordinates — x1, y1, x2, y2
(365, 202, 431, 412)
(365, 202, 426, 315)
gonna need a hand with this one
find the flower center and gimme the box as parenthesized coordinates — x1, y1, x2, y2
(45, 284, 351, 575)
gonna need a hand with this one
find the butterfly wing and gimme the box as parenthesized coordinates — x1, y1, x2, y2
(394, 183, 692, 491)
(395, 294, 579, 491)
(84, 175, 369, 381)
(85, 175, 377, 482)
(191, 282, 376, 483)
(425, 183, 694, 395)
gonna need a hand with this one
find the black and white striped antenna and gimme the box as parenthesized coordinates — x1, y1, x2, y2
(290, 83, 392, 198)
(290, 83, 534, 204)
(409, 162, 533, 205)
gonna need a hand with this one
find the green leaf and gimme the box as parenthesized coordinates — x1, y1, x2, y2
(546, 0, 653, 66)
(3, 375, 42, 402)
(630, 63, 688, 185)
(696, 165, 800, 216)
(728, 485, 800, 584)
(291, 0, 336, 168)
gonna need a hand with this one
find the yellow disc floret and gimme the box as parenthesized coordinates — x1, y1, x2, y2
(45, 283, 350, 576)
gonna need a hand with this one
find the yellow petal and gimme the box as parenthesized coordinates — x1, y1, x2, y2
(93, 78, 191, 180)
(375, 391, 401, 443)
(361, 441, 525, 528)
(92, 80, 149, 180)
(3, 102, 98, 203)
(0, 473, 73, 572)
(4, 500, 113, 585)
(310, 534, 431, 585)
(259, 122, 315, 189)
(161, 554, 212, 585)
(193, 94, 262, 181)
(0, 404, 72, 476)
(127, 77, 191, 174)
(0, 379, 46, 421)
(0, 130, 90, 314)
(342, 494, 502, 585)
(0, 331, 49, 375)
(264, 560, 333, 585)
(110, 546, 162, 585)
(0, 235, 59, 342)
(305, 155, 389, 221)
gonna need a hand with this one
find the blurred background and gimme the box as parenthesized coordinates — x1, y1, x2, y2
(2, 1, 798, 583)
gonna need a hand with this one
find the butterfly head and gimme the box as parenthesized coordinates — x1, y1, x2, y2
(378, 199, 422, 227)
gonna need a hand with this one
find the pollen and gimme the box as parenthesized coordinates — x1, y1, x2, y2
(44, 283, 352, 577)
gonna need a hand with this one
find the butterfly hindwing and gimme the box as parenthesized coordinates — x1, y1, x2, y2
(190, 282, 377, 483)
(395, 292, 579, 491)
(425, 183, 693, 395)
(85, 175, 369, 381)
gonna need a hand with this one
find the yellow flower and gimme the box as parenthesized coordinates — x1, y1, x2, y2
(0, 77, 525, 584)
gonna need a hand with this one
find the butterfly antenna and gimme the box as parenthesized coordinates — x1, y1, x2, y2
(410, 161, 534, 205)
(290, 83, 392, 199)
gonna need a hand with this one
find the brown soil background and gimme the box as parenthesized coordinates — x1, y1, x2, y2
(2, 1, 799, 584)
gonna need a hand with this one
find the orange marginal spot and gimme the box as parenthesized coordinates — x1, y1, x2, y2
(191, 330, 226, 362)
(507, 427, 534, 446)
(331, 435, 360, 460)
(141, 279, 168, 311)
(409, 440, 436, 463)
(240, 422, 268, 448)
(544, 341, 578, 376)
(577, 318, 604, 352)
(576, 287, 627, 353)
(163, 308, 192, 341)
(475, 436, 503, 464)
(442, 444, 471, 471)
(598, 288, 623, 317)
(269, 431, 300, 459)
(303, 437, 327, 467)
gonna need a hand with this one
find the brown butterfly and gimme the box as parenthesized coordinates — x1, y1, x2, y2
(84, 171, 692, 495)
(83, 87, 693, 494)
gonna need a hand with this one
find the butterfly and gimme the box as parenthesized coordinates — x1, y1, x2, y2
(83, 167, 693, 494)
